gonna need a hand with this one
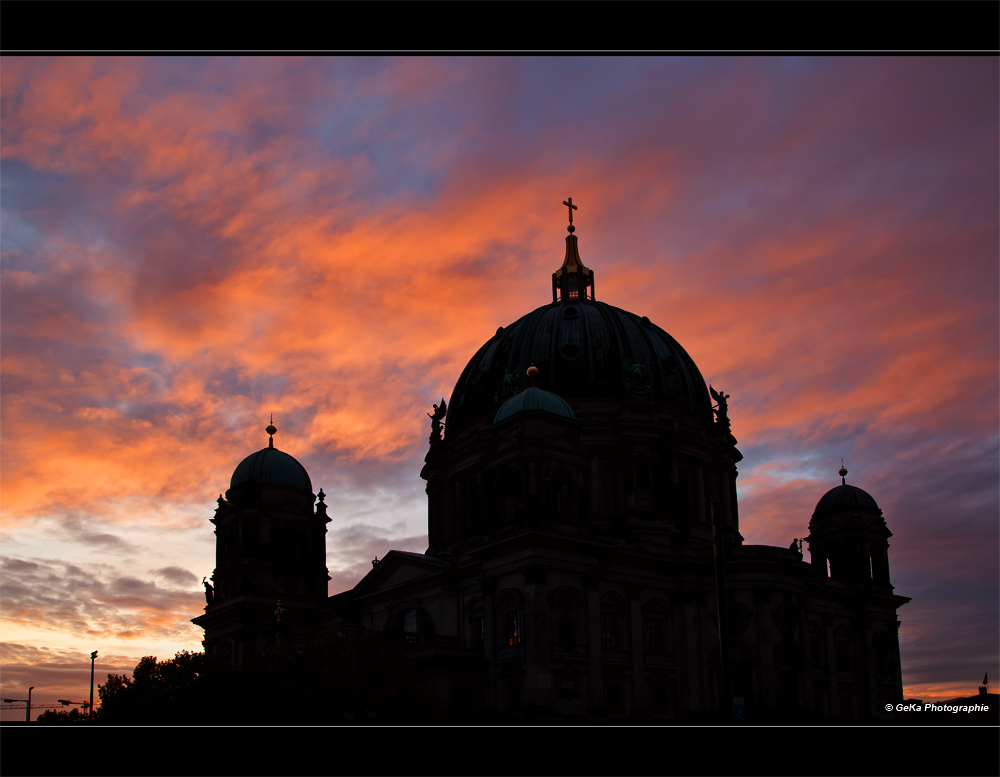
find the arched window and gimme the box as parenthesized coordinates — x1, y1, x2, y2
(499, 593, 522, 647)
(392, 608, 419, 641)
(642, 599, 672, 656)
(600, 594, 628, 652)
(387, 604, 435, 644)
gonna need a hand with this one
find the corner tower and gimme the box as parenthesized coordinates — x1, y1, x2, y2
(193, 419, 330, 667)
(803, 467, 910, 721)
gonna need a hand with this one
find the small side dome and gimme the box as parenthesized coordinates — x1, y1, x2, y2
(230, 447, 312, 493)
(812, 483, 882, 521)
(493, 386, 576, 425)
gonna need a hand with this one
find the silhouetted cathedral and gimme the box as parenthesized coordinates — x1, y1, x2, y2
(194, 203, 910, 722)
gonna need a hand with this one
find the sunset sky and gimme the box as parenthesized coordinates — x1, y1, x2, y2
(1, 56, 997, 718)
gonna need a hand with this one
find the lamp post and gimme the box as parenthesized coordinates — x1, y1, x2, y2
(89, 651, 98, 719)
(4, 687, 34, 721)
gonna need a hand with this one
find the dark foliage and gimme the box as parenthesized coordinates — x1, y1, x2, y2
(35, 707, 91, 724)
(96, 629, 440, 724)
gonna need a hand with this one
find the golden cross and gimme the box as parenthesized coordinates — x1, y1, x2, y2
(563, 197, 578, 224)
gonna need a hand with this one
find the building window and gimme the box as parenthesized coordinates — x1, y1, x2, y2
(556, 595, 576, 647)
(553, 469, 574, 518)
(600, 460, 615, 516)
(500, 596, 522, 647)
(504, 611, 521, 646)
(835, 629, 853, 672)
(635, 459, 651, 489)
(810, 634, 823, 669)
(647, 617, 664, 655)
(601, 612, 620, 650)
(557, 483, 571, 516)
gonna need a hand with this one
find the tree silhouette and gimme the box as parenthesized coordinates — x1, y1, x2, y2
(35, 707, 90, 724)
(96, 630, 439, 724)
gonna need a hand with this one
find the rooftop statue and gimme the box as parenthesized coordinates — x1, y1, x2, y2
(427, 398, 447, 444)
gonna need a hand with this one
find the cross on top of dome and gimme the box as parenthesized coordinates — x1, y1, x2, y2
(563, 197, 578, 233)
(552, 196, 595, 303)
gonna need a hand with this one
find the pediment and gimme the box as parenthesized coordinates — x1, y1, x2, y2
(352, 550, 448, 596)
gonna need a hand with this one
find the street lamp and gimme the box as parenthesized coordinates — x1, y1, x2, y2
(4, 686, 34, 721)
(89, 651, 98, 720)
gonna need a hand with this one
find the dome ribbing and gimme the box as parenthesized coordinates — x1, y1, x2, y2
(445, 300, 712, 440)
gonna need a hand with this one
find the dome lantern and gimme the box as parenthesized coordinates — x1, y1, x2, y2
(552, 197, 595, 303)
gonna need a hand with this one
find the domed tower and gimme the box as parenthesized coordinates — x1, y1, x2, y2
(807, 467, 894, 587)
(803, 467, 910, 722)
(193, 419, 330, 667)
(421, 200, 743, 555)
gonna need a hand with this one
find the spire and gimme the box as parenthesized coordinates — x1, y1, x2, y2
(266, 414, 277, 449)
(839, 459, 848, 485)
(552, 197, 595, 303)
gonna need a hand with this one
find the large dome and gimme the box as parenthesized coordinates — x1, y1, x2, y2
(445, 299, 712, 440)
(230, 446, 312, 493)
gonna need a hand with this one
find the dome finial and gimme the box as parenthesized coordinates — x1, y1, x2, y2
(527, 363, 539, 387)
(839, 458, 848, 485)
(266, 413, 277, 449)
